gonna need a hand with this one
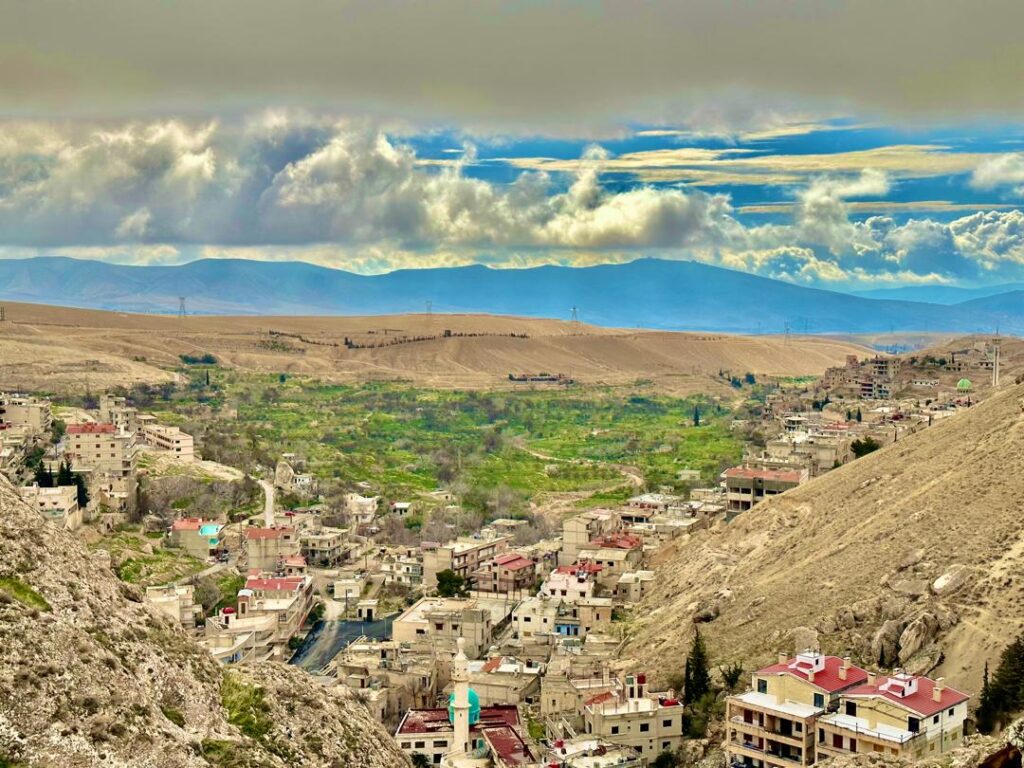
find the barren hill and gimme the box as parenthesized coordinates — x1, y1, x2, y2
(0, 476, 409, 767)
(624, 381, 1024, 695)
(0, 302, 869, 394)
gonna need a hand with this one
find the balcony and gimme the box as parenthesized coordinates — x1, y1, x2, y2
(728, 740, 805, 766)
(729, 717, 807, 746)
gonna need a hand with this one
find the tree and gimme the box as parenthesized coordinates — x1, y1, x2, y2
(436, 569, 470, 598)
(683, 625, 712, 706)
(34, 463, 54, 488)
(692, 406, 701, 427)
(653, 751, 679, 768)
(411, 754, 431, 768)
(976, 634, 1024, 732)
(977, 661, 996, 733)
(855, 407, 863, 423)
(56, 459, 74, 487)
(744, 372, 756, 385)
(720, 661, 744, 692)
(851, 437, 881, 458)
(73, 473, 90, 508)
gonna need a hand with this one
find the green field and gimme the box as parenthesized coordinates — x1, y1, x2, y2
(168, 373, 743, 514)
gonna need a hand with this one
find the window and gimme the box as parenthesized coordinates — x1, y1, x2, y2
(813, 693, 825, 709)
(611, 726, 619, 735)
(757, 679, 768, 694)
(640, 723, 650, 733)
(663, 742, 671, 751)
(948, 708, 955, 716)
(795, 722, 802, 733)
(850, 739, 857, 753)
(433, 740, 446, 748)
(908, 717, 920, 733)
(663, 719, 673, 728)
(414, 741, 425, 749)
(933, 715, 940, 724)
(845, 702, 857, 717)
(832, 734, 843, 749)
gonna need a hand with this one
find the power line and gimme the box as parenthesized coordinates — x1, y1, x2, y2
(178, 297, 187, 319)
(570, 305, 579, 323)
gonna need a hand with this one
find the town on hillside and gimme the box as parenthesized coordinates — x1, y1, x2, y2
(1, 337, 1022, 768)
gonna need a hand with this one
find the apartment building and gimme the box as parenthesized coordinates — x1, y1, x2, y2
(576, 534, 644, 588)
(98, 394, 138, 435)
(18, 483, 81, 530)
(392, 596, 499, 658)
(245, 525, 299, 571)
(422, 535, 511, 589)
(722, 467, 807, 513)
(65, 422, 139, 514)
(169, 518, 225, 560)
(473, 552, 536, 595)
(299, 526, 350, 566)
(725, 651, 869, 768)
(541, 563, 603, 602)
(380, 548, 424, 586)
(561, 510, 620, 565)
(203, 608, 279, 664)
(236, 575, 315, 653)
(145, 583, 202, 630)
(141, 423, 195, 461)
(582, 674, 685, 761)
(0, 393, 53, 434)
(816, 673, 970, 761)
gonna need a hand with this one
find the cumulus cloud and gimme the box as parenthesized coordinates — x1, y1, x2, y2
(971, 153, 1024, 196)
(1, 115, 1024, 287)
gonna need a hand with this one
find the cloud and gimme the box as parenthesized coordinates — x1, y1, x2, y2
(971, 153, 1024, 196)
(1, 115, 1024, 287)
(4, 1, 1024, 128)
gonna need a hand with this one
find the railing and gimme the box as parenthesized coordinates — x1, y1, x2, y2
(730, 741, 804, 764)
(730, 717, 805, 742)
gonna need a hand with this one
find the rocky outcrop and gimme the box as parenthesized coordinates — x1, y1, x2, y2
(0, 477, 409, 768)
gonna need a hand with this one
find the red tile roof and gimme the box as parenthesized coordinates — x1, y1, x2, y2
(245, 576, 306, 592)
(757, 655, 869, 693)
(723, 467, 804, 483)
(67, 423, 115, 434)
(494, 553, 535, 570)
(843, 675, 970, 717)
(481, 725, 534, 766)
(396, 705, 520, 735)
(553, 562, 604, 575)
(482, 656, 504, 673)
(588, 533, 643, 550)
(171, 517, 204, 531)
(245, 526, 295, 540)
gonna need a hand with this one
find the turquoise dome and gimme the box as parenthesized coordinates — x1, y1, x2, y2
(448, 688, 481, 725)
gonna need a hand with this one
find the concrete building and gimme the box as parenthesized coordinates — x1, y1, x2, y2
(169, 518, 225, 560)
(725, 651, 869, 768)
(18, 483, 81, 530)
(561, 510, 620, 565)
(235, 575, 315, 654)
(464, 655, 544, 706)
(141, 423, 195, 461)
(576, 534, 644, 588)
(614, 570, 656, 605)
(513, 595, 561, 640)
(145, 583, 202, 630)
(422, 535, 512, 590)
(245, 525, 300, 572)
(473, 552, 536, 596)
(582, 673, 685, 761)
(203, 608, 279, 664)
(393, 596, 508, 658)
(395, 702, 531, 767)
(541, 563, 603, 602)
(0, 393, 53, 434)
(722, 467, 807, 513)
(65, 422, 139, 515)
(299, 526, 350, 566)
(545, 738, 642, 768)
(344, 492, 379, 526)
(816, 673, 969, 761)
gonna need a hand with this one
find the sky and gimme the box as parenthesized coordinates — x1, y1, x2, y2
(3, 1, 1024, 289)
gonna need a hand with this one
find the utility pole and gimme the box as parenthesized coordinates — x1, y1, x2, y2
(178, 297, 187, 319)
(0, 305, 5, 322)
(992, 337, 1001, 388)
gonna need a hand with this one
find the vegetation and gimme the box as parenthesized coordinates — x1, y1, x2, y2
(0, 577, 51, 612)
(160, 706, 186, 727)
(436, 569, 470, 598)
(976, 635, 1024, 732)
(683, 626, 711, 706)
(180, 353, 218, 365)
(851, 436, 882, 458)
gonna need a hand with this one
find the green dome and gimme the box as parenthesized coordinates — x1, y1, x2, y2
(956, 378, 973, 391)
(448, 688, 481, 725)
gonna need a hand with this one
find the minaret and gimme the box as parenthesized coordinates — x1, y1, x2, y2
(451, 637, 471, 755)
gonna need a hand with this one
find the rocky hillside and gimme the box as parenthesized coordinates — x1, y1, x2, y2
(0, 478, 409, 768)
(625, 382, 1024, 695)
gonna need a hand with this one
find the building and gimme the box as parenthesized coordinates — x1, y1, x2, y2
(396, 639, 535, 767)
(145, 583, 202, 630)
(513, 595, 561, 640)
(18, 483, 81, 530)
(725, 651, 869, 768)
(392, 596, 505, 658)
(344, 493, 379, 526)
(203, 608, 279, 664)
(299, 526, 350, 566)
(561, 511, 620, 565)
(64, 422, 139, 515)
(235, 575, 315, 653)
(576, 534, 644, 587)
(465, 655, 544, 706)
(0, 393, 53, 434)
(614, 570, 655, 605)
(380, 548, 425, 586)
(722, 467, 807, 512)
(541, 563, 603, 602)
(816, 673, 970, 761)
(422, 535, 512, 589)
(545, 738, 642, 768)
(474, 552, 536, 596)
(169, 518, 225, 560)
(141, 423, 195, 461)
(98, 394, 138, 434)
(582, 674, 685, 761)
(245, 525, 299, 572)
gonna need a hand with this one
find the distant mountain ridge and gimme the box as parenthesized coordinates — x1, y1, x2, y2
(0, 256, 1020, 334)
(853, 283, 1024, 304)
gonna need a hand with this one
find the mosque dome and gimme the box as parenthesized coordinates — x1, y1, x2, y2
(448, 688, 481, 725)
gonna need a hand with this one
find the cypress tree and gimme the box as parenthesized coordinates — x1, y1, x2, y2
(57, 459, 74, 486)
(683, 625, 712, 706)
(73, 474, 90, 509)
(34, 463, 54, 488)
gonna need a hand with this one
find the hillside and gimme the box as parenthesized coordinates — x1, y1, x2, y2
(0, 476, 409, 768)
(623, 380, 1024, 694)
(0, 302, 870, 394)
(1, 256, 1020, 333)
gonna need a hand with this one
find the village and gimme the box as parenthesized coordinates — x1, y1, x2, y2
(0, 339, 1008, 768)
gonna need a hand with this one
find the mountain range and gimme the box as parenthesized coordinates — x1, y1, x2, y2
(0, 256, 1020, 334)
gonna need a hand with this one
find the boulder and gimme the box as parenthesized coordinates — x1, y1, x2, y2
(871, 619, 904, 667)
(898, 612, 940, 664)
(932, 564, 971, 596)
(899, 548, 925, 571)
(891, 578, 929, 598)
(791, 626, 820, 653)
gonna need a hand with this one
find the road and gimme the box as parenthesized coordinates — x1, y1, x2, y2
(258, 479, 275, 526)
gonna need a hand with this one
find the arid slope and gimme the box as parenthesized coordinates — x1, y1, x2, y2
(0, 476, 409, 768)
(0, 301, 869, 393)
(625, 382, 1024, 694)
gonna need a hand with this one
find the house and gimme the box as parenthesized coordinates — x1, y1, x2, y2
(202, 608, 279, 664)
(561, 510, 620, 565)
(380, 548, 424, 586)
(235, 575, 315, 652)
(513, 595, 561, 639)
(463, 655, 544, 706)
(553, 597, 614, 639)
(422, 535, 512, 589)
(725, 651, 869, 768)
(145, 583, 202, 630)
(244, 525, 299, 571)
(722, 467, 807, 512)
(65, 422, 139, 515)
(816, 672, 970, 761)
(545, 737, 642, 768)
(18, 483, 81, 530)
(299, 526, 350, 566)
(541, 669, 622, 717)
(541, 563, 603, 602)
(614, 570, 655, 604)
(576, 534, 644, 587)
(392, 596, 508, 658)
(169, 518, 225, 560)
(473, 552, 536, 596)
(390, 501, 413, 517)
(344, 493, 379, 526)
(582, 674, 685, 761)
(141, 423, 195, 461)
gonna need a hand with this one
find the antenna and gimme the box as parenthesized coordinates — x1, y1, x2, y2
(178, 297, 187, 319)
(570, 306, 579, 324)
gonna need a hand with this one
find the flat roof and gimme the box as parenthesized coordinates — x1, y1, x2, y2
(396, 704, 520, 735)
(733, 690, 820, 718)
